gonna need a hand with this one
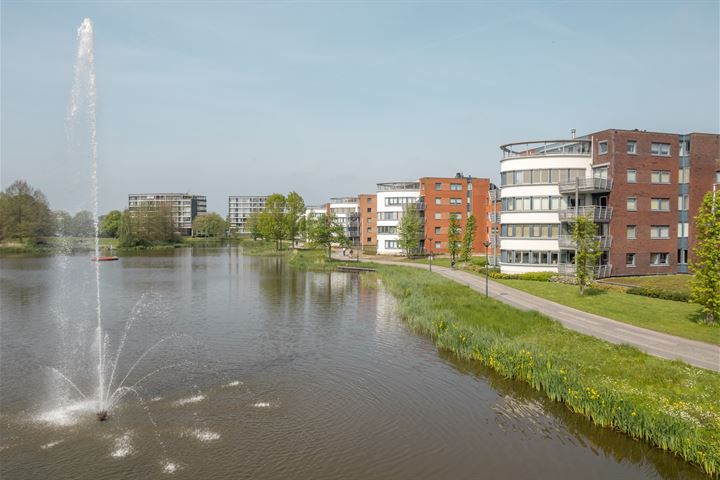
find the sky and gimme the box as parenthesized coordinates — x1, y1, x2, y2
(2, 1, 718, 214)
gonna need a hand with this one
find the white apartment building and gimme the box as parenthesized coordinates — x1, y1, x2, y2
(376, 182, 420, 255)
(328, 197, 359, 245)
(305, 204, 327, 220)
(128, 193, 206, 236)
(499, 138, 611, 276)
(228, 196, 268, 233)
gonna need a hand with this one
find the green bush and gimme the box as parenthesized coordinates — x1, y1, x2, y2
(487, 271, 554, 282)
(627, 287, 690, 303)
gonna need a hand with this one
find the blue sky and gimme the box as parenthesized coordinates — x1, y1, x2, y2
(2, 1, 718, 214)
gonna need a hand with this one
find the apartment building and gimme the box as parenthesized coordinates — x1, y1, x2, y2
(305, 204, 327, 220)
(376, 182, 421, 254)
(328, 197, 360, 246)
(128, 193, 206, 236)
(498, 130, 720, 277)
(358, 193, 377, 250)
(228, 196, 268, 233)
(419, 175, 490, 255)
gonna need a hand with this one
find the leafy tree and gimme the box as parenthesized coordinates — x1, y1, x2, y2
(192, 212, 228, 237)
(69, 210, 95, 237)
(397, 203, 421, 258)
(447, 216, 462, 264)
(307, 214, 347, 259)
(54, 210, 73, 236)
(285, 191, 305, 248)
(99, 210, 122, 238)
(247, 212, 262, 240)
(257, 193, 287, 250)
(460, 214, 477, 262)
(117, 209, 139, 247)
(690, 191, 720, 324)
(118, 204, 178, 247)
(571, 214, 602, 295)
(0, 180, 53, 241)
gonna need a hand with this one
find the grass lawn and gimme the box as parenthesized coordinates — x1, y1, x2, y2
(371, 265, 720, 475)
(403, 255, 487, 268)
(494, 279, 718, 345)
(603, 275, 692, 295)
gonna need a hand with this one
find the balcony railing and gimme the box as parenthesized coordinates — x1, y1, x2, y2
(416, 202, 426, 211)
(489, 189, 500, 201)
(558, 177, 613, 194)
(500, 139, 592, 159)
(488, 212, 500, 224)
(559, 206, 612, 222)
(558, 235, 612, 250)
(557, 263, 613, 278)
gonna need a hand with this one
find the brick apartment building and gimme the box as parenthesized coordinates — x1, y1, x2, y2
(498, 129, 719, 277)
(358, 193, 377, 250)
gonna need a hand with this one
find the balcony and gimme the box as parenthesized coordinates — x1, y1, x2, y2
(500, 139, 592, 159)
(557, 263, 613, 278)
(416, 202, 426, 211)
(558, 206, 612, 222)
(488, 212, 500, 224)
(558, 235, 612, 250)
(558, 177, 613, 194)
(489, 189, 500, 201)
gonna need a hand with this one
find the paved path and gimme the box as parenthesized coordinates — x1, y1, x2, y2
(337, 255, 720, 372)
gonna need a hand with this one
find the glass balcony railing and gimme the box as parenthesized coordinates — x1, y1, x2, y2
(558, 206, 612, 222)
(558, 177, 613, 193)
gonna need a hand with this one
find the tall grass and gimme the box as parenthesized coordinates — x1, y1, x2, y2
(374, 265, 720, 476)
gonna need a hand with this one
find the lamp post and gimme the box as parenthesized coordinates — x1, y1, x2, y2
(483, 239, 491, 297)
(428, 237, 433, 272)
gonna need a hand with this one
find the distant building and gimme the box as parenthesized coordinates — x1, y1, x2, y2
(305, 204, 328, 220)
(128, 193, 206, 236)
(328, 197, 360, 245)
(498, 129, 720, 277)
(357, 193, 377, 250)
(376, 181, 420, 255)
(228, 196, 268, 234)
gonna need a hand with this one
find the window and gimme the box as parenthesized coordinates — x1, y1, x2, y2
(651, 143, 671, 156)
(627, 169, 637, 183)
(678, 194, 689, 211)
(435, 197, 442, 205)
(650, 198, 670, 211)
(434, 212, 442, 220)
(627, 197, 637, 211)
(717, 171, 720, 183)
(650, 253, 669, 265)
(679, 140, 690, 156)
(450, 198, 462, 205)
(626, 253, 636, 266)
(598, 141, 608, 155)
(450, 212, 462, 220)
(650, 225, 670, 239)
(450, 183, 462, 191)
(367, 207, 372, 213)
(678, 222, 688, 238)
(384, 240, 399, 249)
(627, 140, 637, 154)
(651, 171, 671, 184)
(378, 226, 397, 234)
(678, 249, 688, 265)
(434, 241, 441, 249)
(367, 237, 372, 242)
(627, 225, 636, 239)
(434, 227, 441, 234)
(367, 227, 372, 233)
(366, 197, 372, 203)
(435, 182, 442, 190)
(385, 197, 417, 206)
(678, 167, 690, 184)
(367, 218, 372, 224)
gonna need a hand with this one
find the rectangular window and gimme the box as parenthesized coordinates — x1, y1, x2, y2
(626, 140, 637, 154)
(367, 207, 372, 213)
(678, 222, 688, 238)
(627, 197, 637, 211)
(367, 197, 372, 203)
(717, 171, 720, 183)
(367, 237, 371, 242)
(678, 249, 688, 265)
(434, 212, 442, 220)
(598, 141, 608, 155)
(367, 227, 372, 233)
(434, 241, 441, 250)
(651, 143, 671, 156)
(651, 171, 671, 184)
(450, 183, 462, 191)
(627, 225, 636, 239)
(550, 197, 561, 210)
(434, 227, 441, 234)
(367, 218, 372, 224)
(450, 198, 462, 205)
(626, 253, 636, 266)
(450, 212, 462, 220)
(435, 182, 442, 190)
(678, 194, 689, 211)
(435, 197, 442, 205)
(627, 169, 637, 183)
(679, 140, 690, 156)
(650, 198, 670, 211)
(650, 225, 670, 239)
(650, 252, 669, 265)
(678, 167, 690, 184)
(384, 240, 399, 249)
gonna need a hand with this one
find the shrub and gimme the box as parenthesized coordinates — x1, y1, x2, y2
(487, 271, 554, 282)
(627, 287, 690, 303)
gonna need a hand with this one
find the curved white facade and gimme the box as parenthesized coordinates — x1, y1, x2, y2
(499, 140, 593, 274)
(376, 182, 420, 255)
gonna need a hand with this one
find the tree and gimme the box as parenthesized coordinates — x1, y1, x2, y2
(571, 214, 602, 295)
(397, 203, 421, 258)
(307, 214, 346, 259)
(460, 214, 477, 262)
(99, 210, 122, 238)
(257, 193, 287, 250)
(448, 216, 462, 264)
(54, 211, 73, 236)
(192, 212, 228, 237)
(118, 205, 178, 247)
(247, 212, 262, 240)
(0, 180, 53, 242)
(689, 191, 720, 324)
(285, 191, 305, 248)
(69, 210, 95, 237)
(117, 209, 139, 247)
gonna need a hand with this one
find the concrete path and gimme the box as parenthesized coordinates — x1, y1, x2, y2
(337, 255, 720, 372)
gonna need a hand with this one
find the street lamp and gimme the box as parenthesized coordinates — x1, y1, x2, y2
(483, 239, 491, 297)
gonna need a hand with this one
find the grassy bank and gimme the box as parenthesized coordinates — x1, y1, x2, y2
(601, 275, 692, 295)
(371, 265, 719, 475)
(495, 279, 717, 345)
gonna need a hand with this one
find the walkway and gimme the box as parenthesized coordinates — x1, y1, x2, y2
(337, 255, 720, 372)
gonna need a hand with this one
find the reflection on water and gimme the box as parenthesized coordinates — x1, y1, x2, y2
(0, 248, 705, 479)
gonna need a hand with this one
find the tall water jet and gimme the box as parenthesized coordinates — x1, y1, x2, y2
(67, 18, 105, 419)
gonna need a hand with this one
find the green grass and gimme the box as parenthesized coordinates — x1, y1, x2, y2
(368, 265, 720, 475)
(403, 255, 487, 268)
(604, 275, 692, 295)
(494, 279, 718, 345)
